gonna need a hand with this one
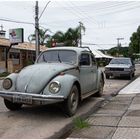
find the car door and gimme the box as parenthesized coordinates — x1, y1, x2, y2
(91, 54, 98, 90)
(79, 53, 97, 94)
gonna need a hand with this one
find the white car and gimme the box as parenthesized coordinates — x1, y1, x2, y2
(104, 57, 135, 80)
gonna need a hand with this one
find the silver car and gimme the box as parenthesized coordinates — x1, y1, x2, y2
(105, 57, 135, 80)
(0, 47, 104, 116)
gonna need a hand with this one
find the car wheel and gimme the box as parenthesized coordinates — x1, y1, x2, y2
(4, 99, 22, 110)
(106, 74, 109, 79)
(132, 73, 135, 77)
(128, 73, 133, 80)
(96, 78, 104, 97)
(63, 85, 79, 117)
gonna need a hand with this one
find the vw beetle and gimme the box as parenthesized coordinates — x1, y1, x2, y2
(0, 47, 104, 116)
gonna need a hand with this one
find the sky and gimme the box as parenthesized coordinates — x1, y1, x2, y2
(0, 0, 140, 50)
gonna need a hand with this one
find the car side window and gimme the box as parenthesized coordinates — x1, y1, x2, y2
(80, 53, 90, 66)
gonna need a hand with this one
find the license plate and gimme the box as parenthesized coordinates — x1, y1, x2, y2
(13, 95, 32, 104)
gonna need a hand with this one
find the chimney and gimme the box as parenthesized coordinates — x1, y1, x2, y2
(0, 25, 6, 38)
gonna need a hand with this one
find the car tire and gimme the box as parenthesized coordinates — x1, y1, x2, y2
(128, 73, 133, 80)
(132, 73, 135, 77)
(63, 85, 79, 117)
(4, 99, 22, 111)
(96, 78, 104, 97)
(106, 74, 109, 79)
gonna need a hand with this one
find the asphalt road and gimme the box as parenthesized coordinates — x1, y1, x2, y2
(0, 65, 139, 138)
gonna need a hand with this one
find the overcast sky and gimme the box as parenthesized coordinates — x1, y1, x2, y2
(1, 0, 140, 49)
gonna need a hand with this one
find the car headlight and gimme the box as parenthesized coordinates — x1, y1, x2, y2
(3, 78, 12, 90)
(49, 81, 61, 94)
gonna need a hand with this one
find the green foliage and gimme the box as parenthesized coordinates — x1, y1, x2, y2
(107, 46, 129, 57)
(48, 24, 86, 47)
(73, 117, 90, 130)
(25, 58, 34, 66)
(28, 28, 51, 45)
(0, 72, 10, 77)
(129, 25, 140, 58)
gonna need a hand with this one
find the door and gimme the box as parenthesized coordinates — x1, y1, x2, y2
(79, 53, 97, 94)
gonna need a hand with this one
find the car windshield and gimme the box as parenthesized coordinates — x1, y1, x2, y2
(37, 50, 77, 64)
(110, 58, 131, 65)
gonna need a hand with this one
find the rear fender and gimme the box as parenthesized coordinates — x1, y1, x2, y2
(97, 69, 105, 90)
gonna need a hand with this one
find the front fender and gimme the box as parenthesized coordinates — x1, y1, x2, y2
(43, 74, 80, 99)
(2, 73, 18, 91)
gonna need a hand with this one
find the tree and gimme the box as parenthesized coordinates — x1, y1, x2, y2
(52, 31, 65, 43)
(129, 26, 140, 57)
(64, 25, 85, 46)
(28, 28, 51, 46)
(48, 24, 86, 47)
(107, 46, 129, 57)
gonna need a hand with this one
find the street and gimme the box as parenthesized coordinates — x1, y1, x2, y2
(0, 65, 139, 138)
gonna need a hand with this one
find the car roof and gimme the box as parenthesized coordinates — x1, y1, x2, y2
(45, 46, 91, 54)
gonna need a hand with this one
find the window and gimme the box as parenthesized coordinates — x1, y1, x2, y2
(37, 50, 77, 64)
(80, 53, 90, 66)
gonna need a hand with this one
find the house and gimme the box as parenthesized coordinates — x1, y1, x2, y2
(0, 38, 47, 73)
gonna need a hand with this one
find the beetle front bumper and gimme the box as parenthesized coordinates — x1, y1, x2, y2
(0, 91, 65, 105)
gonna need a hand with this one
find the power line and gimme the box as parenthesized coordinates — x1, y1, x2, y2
(0, 18, 34, 25)
(68, 1, 99, 25)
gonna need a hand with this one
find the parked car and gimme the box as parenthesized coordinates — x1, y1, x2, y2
(0, 47, 104, 116)
(104, 57, 135, 79)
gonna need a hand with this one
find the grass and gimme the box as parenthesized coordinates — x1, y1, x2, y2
(73, 117, 90, 130)
(0, 72, 10, 77)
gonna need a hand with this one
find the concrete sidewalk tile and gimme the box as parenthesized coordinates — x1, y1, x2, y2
(118, 116, 140, 127)
(111, 96, 133, 101)
(125, 110, 140, 117)
(128, 104, 140, 110)
(136, 94, 140, 97)
(112, 127, 140, 139)
(109, 99, 132, 105)
(131, 97, 140, 104)
(95, 109, 125, 117)
(102, 102, 128, 111)
(87, 116, 121, 126)
(117, 94, 136, 98)
(69, 126, 116, 139)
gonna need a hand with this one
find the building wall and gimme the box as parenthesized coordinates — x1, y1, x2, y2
(0, 47, 35, 73)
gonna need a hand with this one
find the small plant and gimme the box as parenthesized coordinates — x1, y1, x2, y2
(73, 117, 90, 130)
(0, 72, 10, 77)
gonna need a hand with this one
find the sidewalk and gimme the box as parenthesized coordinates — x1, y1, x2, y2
(68, 77, 140, 139)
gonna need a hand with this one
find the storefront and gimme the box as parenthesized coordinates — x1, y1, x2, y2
(0, 38, 47, 73)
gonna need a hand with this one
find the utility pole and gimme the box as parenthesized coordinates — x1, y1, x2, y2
(117, 38, 124, 47)
(117, 38, 124, 56)
(79, 21, 83, 47)
(35, 1, 40, 59)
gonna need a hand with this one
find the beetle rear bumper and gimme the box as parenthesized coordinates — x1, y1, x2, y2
(0, 91, 65, 105)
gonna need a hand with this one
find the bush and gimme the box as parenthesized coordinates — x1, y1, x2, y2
(0, 72, 10, 77)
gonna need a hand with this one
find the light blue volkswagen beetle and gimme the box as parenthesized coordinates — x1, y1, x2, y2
(0, 47, 104, 116)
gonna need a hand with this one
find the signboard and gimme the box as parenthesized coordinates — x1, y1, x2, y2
(9, 28, 24, 44)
